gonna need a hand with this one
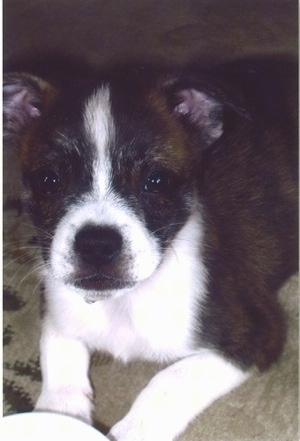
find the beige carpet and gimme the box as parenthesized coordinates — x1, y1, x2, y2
(3, 1, 298, 440)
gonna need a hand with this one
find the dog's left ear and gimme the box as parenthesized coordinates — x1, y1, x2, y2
(166, 76, 249, 147)
(172, 87, 223, 146)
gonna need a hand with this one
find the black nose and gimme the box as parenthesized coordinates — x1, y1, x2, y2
(74, 224, 123, 267)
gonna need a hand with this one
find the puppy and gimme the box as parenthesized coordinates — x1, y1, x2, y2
(3, 60, 298, 441)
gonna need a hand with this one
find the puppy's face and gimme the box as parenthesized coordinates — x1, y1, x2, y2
(4, 69, 224, 300)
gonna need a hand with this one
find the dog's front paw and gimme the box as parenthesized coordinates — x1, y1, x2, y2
(107, 417, 172, 441)
(35, 385, 93, 424)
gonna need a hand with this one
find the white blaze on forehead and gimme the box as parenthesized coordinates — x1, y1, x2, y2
(84, 86, 114, 196)
(84, 85, 113, 154)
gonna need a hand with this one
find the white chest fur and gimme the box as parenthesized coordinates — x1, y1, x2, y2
(43, 214, 206, 362)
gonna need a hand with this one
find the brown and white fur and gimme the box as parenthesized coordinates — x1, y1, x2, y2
(3, 60, 298, 440)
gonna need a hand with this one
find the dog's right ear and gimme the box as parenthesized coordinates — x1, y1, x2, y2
(3, 73, 56, 144)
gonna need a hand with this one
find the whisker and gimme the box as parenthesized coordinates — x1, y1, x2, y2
(6, 259, 36, 286)
(5, 218, 54, 242)
(3, 254, 37, 271)
(32, 277, 45, 297)
(16, 261, 49, 290)
(149, 222, 186, 238)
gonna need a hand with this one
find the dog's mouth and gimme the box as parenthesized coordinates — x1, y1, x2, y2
(72, 273, 136, 292)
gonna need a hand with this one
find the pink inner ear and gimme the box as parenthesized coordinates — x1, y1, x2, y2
(29, 107, 41, 118)
(173, 88, 223, 143)
(11, 88, 41, 118)
(4, 83, 42, 134)
(174, 89, 215, 122)
(174, 90, 195, 117)
(174, 101, 189, 116)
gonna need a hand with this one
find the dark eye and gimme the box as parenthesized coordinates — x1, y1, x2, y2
(33, 169, 61, 195)
(143, 171, 173, 194)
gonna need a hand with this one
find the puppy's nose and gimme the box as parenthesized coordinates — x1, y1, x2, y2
(74, 225, 123, 266)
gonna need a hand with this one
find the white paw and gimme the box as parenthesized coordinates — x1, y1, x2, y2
(107, 416, 172, 441)
(35, 385, 93, 424)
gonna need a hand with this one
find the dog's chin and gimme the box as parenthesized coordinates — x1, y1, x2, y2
(74, 273, 136, 291)
(82, 287, 135, 303)
(69, 274, 138, 303)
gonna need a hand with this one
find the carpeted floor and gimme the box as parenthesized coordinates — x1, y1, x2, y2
(3, 1, 298, 440)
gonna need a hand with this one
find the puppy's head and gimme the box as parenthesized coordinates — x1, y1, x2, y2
(3, 67, 230, 301)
